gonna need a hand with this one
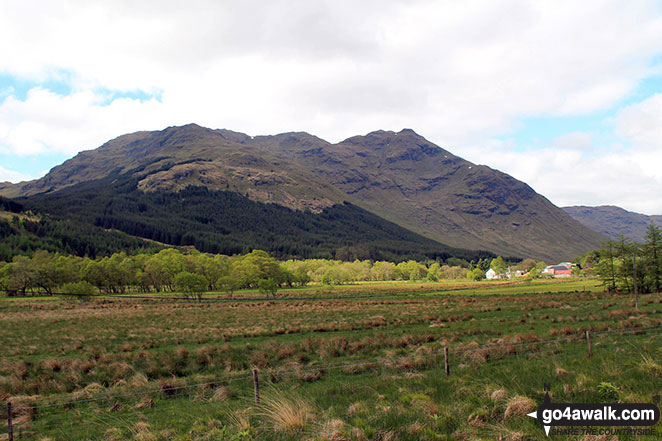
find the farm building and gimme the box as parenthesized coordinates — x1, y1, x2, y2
(542, 264, 573, 277)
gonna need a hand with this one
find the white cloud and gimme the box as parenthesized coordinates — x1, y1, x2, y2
(614, 93, 662, 151)
(549, 131, 594, 151)
(451, 89, 662, 215)
(613, 93, 662, 185)
(0, 88, 168, 156)
(0, 166, 34, 184)
(0, 0, 661, 213)
(1, 1, 660, 141)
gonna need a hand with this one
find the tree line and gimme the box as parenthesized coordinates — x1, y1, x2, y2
(0, 248, 481, 298)
(579, 224, 662, 294)
(0, 215, 161, 262)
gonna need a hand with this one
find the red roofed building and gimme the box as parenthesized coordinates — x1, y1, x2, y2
(542, 264, 573, 278)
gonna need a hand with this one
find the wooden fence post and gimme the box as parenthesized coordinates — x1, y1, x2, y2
(586, 331, 593, 357)
(633, 251, 639, 312)
(7, 401, 13, 441)
(444, 346, 450, 376)
(252, 369, 260, 404)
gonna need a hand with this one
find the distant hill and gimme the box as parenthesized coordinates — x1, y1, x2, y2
(0, 124, 605, 261)
(563, 205, 662, 243)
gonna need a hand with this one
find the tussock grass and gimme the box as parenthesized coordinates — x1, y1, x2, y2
(257, 391, 316, 433)
(317, 418, 348, 441)
(210, 386, 234, 402)
(228, 409, 252, 432)
(640, 353, 662, 376)
(503, 395, 536, 419)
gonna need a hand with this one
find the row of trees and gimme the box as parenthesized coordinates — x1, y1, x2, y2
(0, 249, 290, 297)
(0, 249, 483, 297)
(282, 259, 471, 285)
(590, 224, 662, 294)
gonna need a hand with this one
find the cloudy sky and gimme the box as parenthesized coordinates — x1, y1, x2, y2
(1, 0, 661, 214)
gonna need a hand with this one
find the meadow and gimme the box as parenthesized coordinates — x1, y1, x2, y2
(1, 278, 661, 440)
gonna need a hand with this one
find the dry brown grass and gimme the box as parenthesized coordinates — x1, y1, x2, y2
(640, 353, 662, 376)
(376, 430, 396, 441)
(72, 382, 103, 399)
(130, 421, 158, 441)
(210, 386, 234, 402)
(257, 391, 315, 433)
(129, 372, 149, 388)
(228, 409, 252, 432)
(504, 395, 536, 419)
(175, 346, 189, 359)
(317, 418, 349, 441)
(103, 428, 124, 441)
(347, 402, 363, 417)
(135, 395, 154, 409)
(295, 370, 323, 382)
(40, 358, 62, 372)
(490, 389, 507, 402)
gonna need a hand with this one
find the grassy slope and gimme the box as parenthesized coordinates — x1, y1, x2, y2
(2, 279, 660, 440)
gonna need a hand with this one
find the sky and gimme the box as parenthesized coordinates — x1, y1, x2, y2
(1, 0, 661, 214)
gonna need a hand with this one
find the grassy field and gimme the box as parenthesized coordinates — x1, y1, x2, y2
(1, 278, 661, 440)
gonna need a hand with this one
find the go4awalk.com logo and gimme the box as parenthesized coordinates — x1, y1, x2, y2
(527, 390, 660, 437)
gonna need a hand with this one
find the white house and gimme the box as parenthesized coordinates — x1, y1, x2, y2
(485, 268, 498, 280)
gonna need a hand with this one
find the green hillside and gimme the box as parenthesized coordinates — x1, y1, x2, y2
(0, 214, 161, 262)
(20, 174, 492, 262)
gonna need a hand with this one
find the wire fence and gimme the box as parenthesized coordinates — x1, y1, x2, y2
(3, 323, 661, 439)
(1, 281, 606, 305)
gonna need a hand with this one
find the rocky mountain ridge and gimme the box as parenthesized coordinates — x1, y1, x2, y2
(0, 124, 605, 260)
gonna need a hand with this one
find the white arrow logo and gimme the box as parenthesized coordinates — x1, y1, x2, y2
(527, 410, 550, 436)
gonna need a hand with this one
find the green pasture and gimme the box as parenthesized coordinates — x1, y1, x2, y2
(0, 283, 659, 440)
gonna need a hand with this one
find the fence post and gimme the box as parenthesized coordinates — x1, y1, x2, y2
(586, 330, 592, 357)
(252, 369, 260, 404)
(444, 346, 450, 376)
(633, 251, 639, 312)
(7, 401, 13, 441)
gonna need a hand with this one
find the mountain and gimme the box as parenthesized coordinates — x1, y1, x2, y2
(0, 126, 346, 213)
(19, 173, 486, 262)
(0, 124, 604, 261)
(563, 205, 662, 243)
(250, 129, 605, 260)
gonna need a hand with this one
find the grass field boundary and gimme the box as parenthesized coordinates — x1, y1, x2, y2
(6, 323, 661, 415)
(4, 324, 661, 439)
(0, 279, 606, 304)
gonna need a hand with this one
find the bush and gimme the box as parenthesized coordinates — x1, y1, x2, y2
(175, 271, 208, 300)
(61, 281, 97, 296)
(468, 268, 485, 281)
(258, 278, 279, 297)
